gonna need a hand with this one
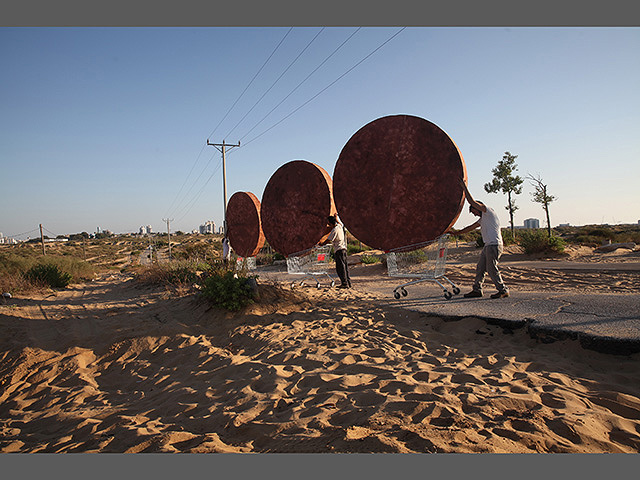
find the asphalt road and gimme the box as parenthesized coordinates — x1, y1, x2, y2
(256, 260, 640, 356)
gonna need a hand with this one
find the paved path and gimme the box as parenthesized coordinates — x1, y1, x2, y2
(256, 261, 640, 356)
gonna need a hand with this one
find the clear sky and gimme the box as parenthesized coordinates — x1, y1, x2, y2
(1, 26, 639, 240)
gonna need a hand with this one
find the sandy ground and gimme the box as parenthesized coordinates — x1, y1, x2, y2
(1, 244, 639, 453)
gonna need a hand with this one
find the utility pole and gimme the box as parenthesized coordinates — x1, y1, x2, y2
(163, 218, 173, 260)
(39, 224, 46, 256)
(207, 139, 240, 237)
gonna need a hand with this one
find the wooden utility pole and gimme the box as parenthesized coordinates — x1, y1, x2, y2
(39, 224, 46, 255)
(163, 218, 173, 260)
(206, 139, 240, 237)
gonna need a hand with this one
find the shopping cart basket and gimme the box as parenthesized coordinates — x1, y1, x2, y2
(286, 244, 335, 288)
(235, 256, 257, 271)
(386, 234, 460, 300)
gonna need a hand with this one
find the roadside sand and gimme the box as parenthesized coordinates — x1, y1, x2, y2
(1, 246, 639, 453)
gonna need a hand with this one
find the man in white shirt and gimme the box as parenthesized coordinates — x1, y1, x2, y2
(448, 180, 509, 298)
(222, 237, 232, 265)
(324, 215, 352, 289)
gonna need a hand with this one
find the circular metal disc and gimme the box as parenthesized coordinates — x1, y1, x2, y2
(226, 191, 265, 257)
(333, 115, 467, 251)
(261, 160, 336, 256)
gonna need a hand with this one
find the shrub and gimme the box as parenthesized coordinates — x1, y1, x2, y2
(347, 243, 367, 255)
(201, 269, 257, 311)
(518, 230, 566, 255)
(360, 254, 381, 264)
(25, 263, 73, 288)
(501, 228, 518, 246)
(135, 260, 207, 287)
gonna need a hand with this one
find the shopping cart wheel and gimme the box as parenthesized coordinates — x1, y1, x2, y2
(444, 291, 453, 300)
(453, 287, 460, 295)
(300, 281, 305, 287)
(401, 288, 408, 297)
(316, 282, 321, 289)
(290, 282, 296, 289)
(394, 291, 401, 299)
(330, 280, 335, 287)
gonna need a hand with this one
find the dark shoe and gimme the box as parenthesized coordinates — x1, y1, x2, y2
(337, 284, 350, 289)
(490, 290, 509, 299)
(464, 290, 482, 298)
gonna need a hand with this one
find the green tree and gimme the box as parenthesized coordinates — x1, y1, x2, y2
(484, 151, 524, 237)
(527, 173, 557, 237)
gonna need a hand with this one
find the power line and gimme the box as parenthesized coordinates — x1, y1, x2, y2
(3, 227, 40, 239)
(206, 27, 293, 142)
(167, 28, 405, 226)
(224, 27, 325, 141)
(164, 143, 208, 218)
(242, 28, 406, 148)
(165, 28, 293, 221)
(166, 147, 219, 219)
(238, 27, 361, 142)
(175, 159, 224, 224)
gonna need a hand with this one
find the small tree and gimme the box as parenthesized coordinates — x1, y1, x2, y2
(527, 173, 557, 237)
(484, 151, 524, 237)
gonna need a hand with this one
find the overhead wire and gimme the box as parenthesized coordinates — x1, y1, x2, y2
(3, 227, 40, 240)
(169, 27, 406, 227)
(241, 27, 407, 148)
(175, 158, 224, 223)
(223, 27, 325, 141)
(237, 27, 361, 143)
(163, 143, 207, 218)
(166, 147, 218, 219)
(207, 27, 294, 142)
(165, 28, 293, 224)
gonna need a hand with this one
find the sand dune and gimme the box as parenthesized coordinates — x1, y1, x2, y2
(1, 269, 639, 453)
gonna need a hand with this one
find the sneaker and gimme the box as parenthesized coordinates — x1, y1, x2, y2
(463, 290, 482, 298)
(490, 290, 509, 299)
(337, 284, 350, 289)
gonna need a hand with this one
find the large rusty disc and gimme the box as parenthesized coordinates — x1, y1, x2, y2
(226, 191, 265, 257)
(261, 160, 336, 256)
(333, 115, 467, 251)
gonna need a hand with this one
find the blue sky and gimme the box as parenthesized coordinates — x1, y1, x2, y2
(1, 27, 639, 239)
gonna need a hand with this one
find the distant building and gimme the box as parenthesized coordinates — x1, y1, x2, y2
(524, 218, 540, 229)
(200, 221, 216, 234)
(0, 233, 17, 244)
(139, 225, 153, 235)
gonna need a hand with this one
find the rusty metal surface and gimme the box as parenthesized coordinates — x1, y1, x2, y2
(261, 160, 336, 256)
(226, 191, 265, 257)
(333, 115, 467, 252)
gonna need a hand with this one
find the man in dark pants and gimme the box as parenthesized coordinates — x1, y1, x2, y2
(324, 215, 351, 289)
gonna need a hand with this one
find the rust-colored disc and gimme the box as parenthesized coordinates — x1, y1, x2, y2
(226, 191, 265, 257)
(261, 160, 336, 256)
(333, 115, 467, 251)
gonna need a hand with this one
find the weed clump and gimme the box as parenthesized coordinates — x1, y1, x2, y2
(360, 254, 381, 264)
(200, 269, 257, 311)
(518, 230, 566, 255)
(25, 263, 73, 288)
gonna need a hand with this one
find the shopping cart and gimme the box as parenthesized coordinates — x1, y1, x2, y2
(386, 234, 460, 300)
(235, 256, 257, 271)
(286, 244, 335, 288)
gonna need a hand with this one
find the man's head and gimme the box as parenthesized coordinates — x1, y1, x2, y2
(469, 201, 484, 217)
(327, 215, 337, 226)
